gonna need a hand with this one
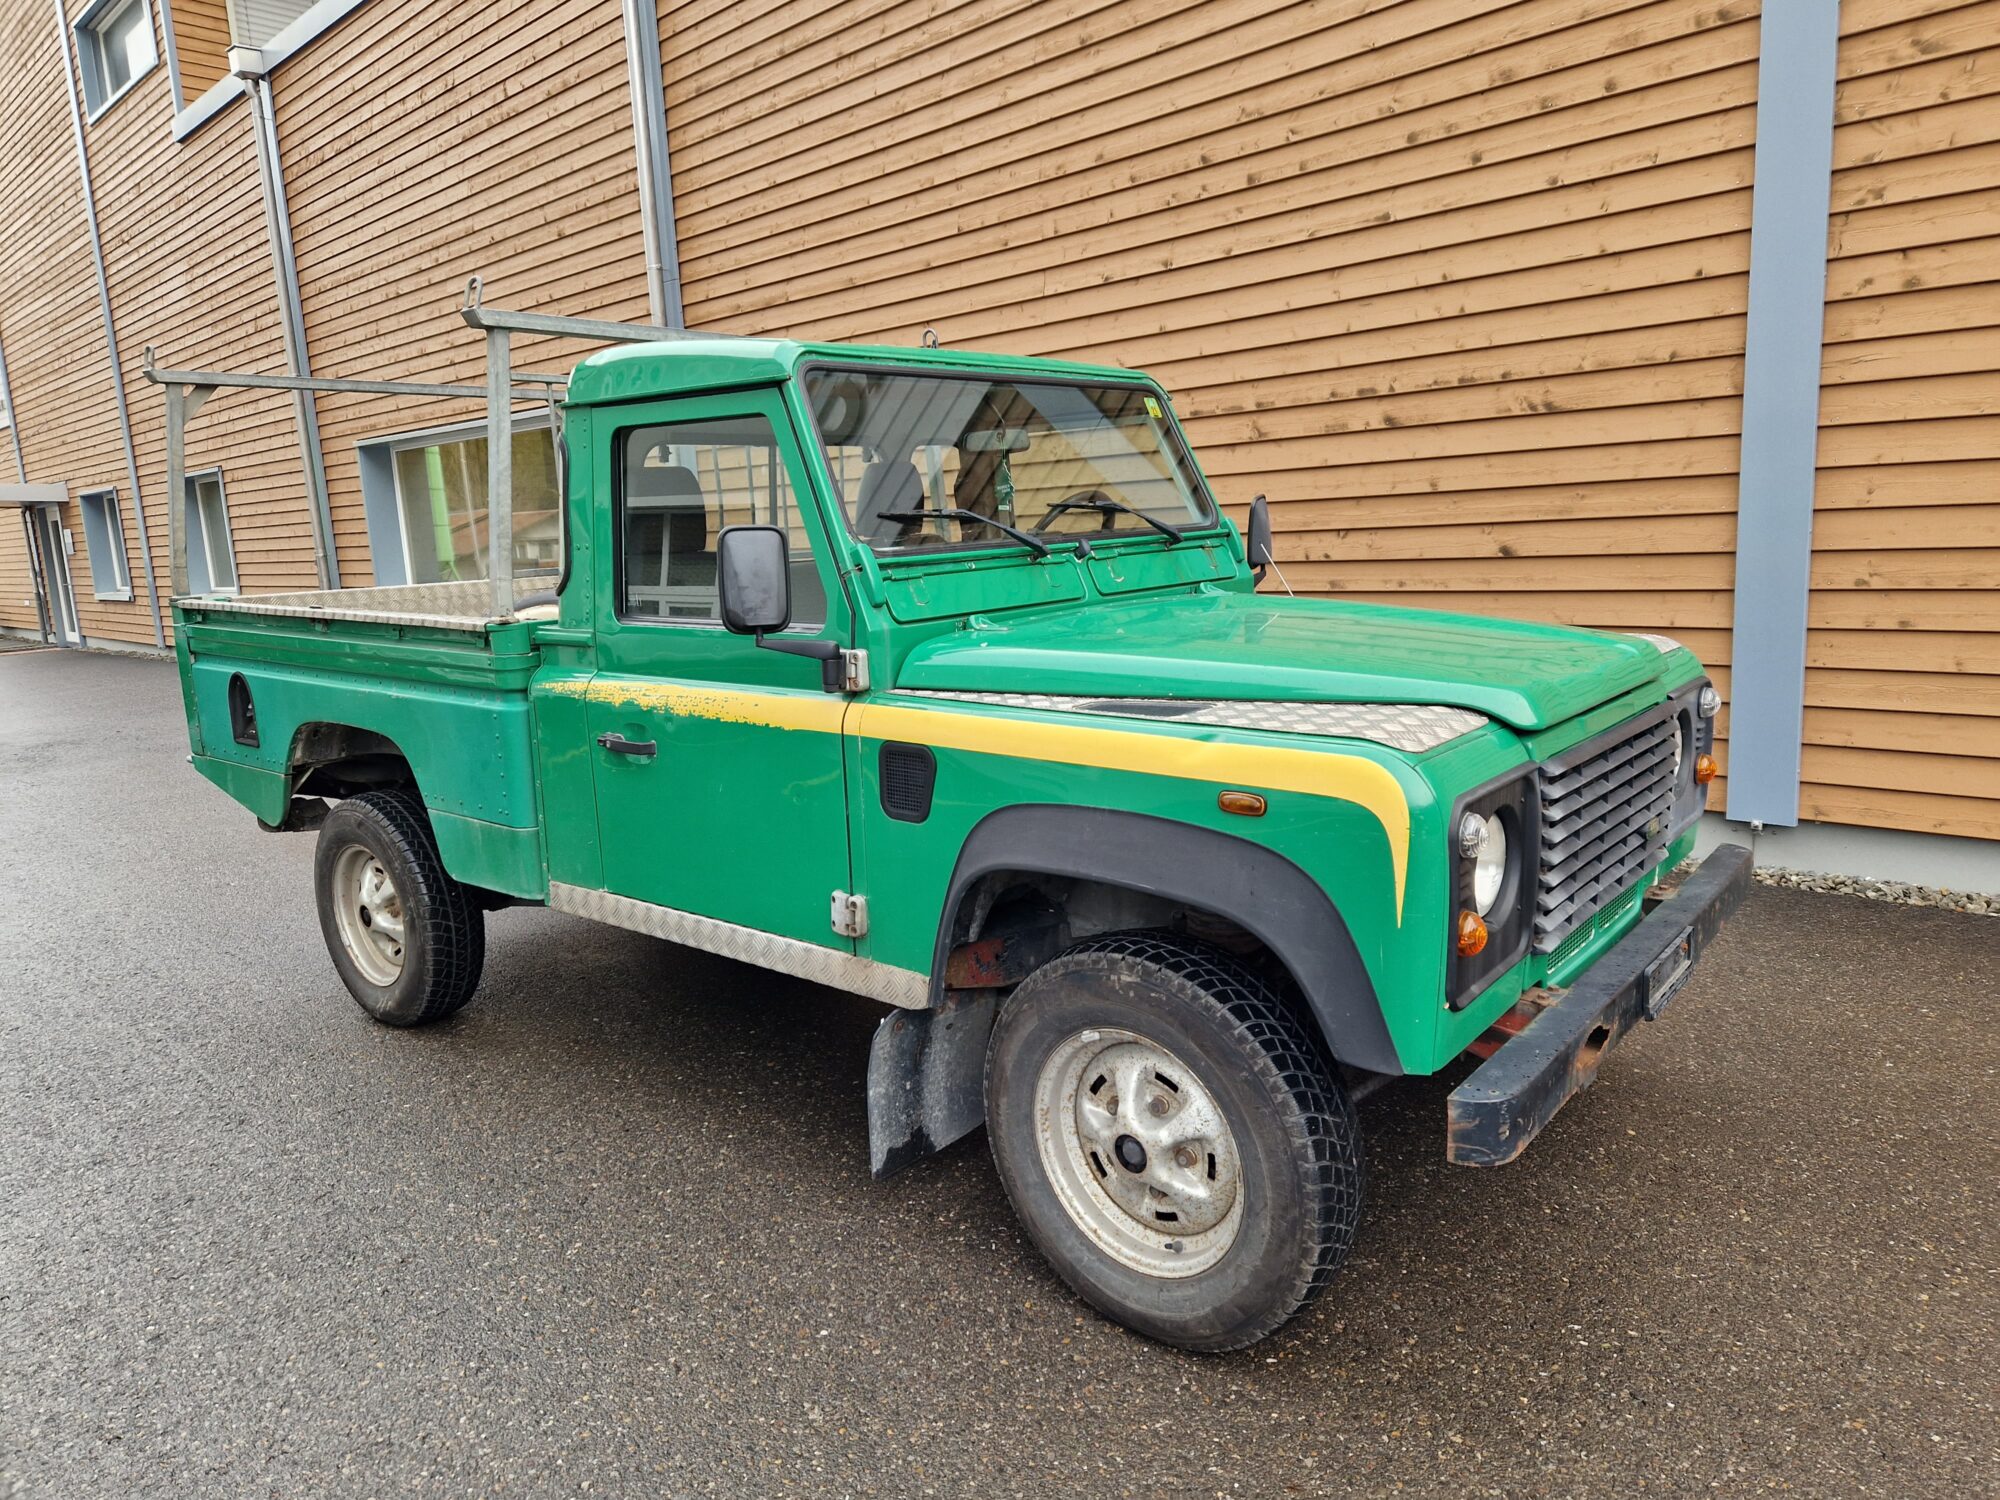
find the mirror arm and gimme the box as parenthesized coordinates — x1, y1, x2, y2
(755, 632, 844, 692)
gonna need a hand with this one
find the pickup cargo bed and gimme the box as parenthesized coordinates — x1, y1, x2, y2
(181, 578, 556, 633)
(175, 578, 554, 901)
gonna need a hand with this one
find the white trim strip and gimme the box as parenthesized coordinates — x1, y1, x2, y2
(548, 881, 929, 1010)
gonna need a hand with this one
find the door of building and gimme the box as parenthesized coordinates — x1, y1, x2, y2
(27, 505, 80, 646)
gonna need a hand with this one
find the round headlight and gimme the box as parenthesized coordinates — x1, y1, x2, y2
(1469, 815, 1508, 916)
(1698, 685, 1721, 718)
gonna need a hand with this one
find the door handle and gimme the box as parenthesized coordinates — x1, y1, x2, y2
(595, 732, 657, 758)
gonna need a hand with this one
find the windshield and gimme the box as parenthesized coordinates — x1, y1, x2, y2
(802, 369, 1217, 554)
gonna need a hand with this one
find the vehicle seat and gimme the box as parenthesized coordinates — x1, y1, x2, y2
(624, 464, 714, 616)
(664, 506, 715, 587)
(854, 460, 927, 545)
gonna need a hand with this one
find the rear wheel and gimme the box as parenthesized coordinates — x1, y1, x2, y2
(985, 932, 1363, 1352)
(314, 789, 484, 1026)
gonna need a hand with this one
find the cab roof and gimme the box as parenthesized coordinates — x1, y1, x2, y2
(563, 336, 1149, 407)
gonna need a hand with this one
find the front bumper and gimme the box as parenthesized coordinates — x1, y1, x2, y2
(1445, 844, 1753, 1166)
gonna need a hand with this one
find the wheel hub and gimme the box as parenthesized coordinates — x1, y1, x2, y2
(330, 844, 406, 988)
(1031, 1028, 1243, 1278)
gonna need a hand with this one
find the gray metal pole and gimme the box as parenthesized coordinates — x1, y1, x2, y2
(621, 0, 684, 329)
(0, 336, 25, 484)
(461, 303, 696, 344)
(165, 383, 187, 598)
(55, 0, 165, 647)
(142, 366, 527, 400)
(243, 66, 339, 589)
(1725, 3, 1842, 828)
(485, 328, 513, 618)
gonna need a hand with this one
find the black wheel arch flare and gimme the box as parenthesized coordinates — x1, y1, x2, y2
(930, 804, 1402, 1076)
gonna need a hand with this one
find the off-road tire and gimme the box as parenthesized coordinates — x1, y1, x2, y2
(985, 931, 1364, 1352)
(314, 789, 485, 1027)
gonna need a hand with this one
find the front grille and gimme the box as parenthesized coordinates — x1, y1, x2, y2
(1547, 881, 1646, 975)
(1533, 709, 1678, 953)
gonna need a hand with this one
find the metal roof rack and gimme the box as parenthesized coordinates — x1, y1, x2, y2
(143, 276, 703, 619)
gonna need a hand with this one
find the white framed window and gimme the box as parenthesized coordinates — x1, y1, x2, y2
(76, 0, 159, 119)
(184, 468, 237, 594)
(77, 489, 132, 600)
(360, 419, 560, 586)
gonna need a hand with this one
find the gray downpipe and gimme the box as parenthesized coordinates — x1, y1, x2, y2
(0, 336, 25, 484)
(621, 0, 685, 329)
(241, 62, 340, 589)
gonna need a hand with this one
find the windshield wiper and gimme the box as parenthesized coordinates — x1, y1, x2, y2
(1033, 495, 1185, 544)
(875, 508, 1054, 559)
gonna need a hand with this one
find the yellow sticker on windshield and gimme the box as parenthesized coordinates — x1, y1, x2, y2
(1144, 396, 1163, 419)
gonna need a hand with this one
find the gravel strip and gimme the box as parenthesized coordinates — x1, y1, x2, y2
(1751, 863, 1996, 914)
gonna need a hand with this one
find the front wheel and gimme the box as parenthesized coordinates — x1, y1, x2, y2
(313, 789, 484, 1026)
(985, 932, 1363, 1352)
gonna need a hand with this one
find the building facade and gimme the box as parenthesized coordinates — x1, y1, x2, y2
(0, 0, 1994, 884)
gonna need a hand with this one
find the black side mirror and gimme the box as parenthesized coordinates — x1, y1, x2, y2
(717, 525, 791, 636)
(1246, 494, 1274, 583)
(716, 524, 846, 689)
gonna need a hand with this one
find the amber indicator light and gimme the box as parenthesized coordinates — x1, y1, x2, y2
(1218, 790, 1267, 817)
(1694, 753, 1718, 785)
(1456, 910, 1489, 956)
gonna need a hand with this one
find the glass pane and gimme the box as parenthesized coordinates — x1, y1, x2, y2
(183, 488, 212, 595)
(387, 427, 558, 585)
(98, 0, 152, 95)
(83, 495, 126, 592)
(618, 414, 823, 627)
(197, 477, 234, 590)
(804, 371, 1213, 555)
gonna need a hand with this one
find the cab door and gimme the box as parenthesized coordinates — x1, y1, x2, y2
(584, 387, 853, 949)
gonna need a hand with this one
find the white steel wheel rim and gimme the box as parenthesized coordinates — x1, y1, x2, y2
(1031, 1027, 1244, 1279)
(331, 844, 407, 987)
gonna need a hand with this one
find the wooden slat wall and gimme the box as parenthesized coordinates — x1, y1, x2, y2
(1802, 0, 2000, 841)
(0, 7, 156, 642)
(274, 0, 650, 586)
(666, 0, 1763, 799)
(170, 0, 234, 99)
(0, 0, 1988, 852)
(71, 0, 311, 629)
(667, 0, 1996, 844)
(0, 4, 299, 645)
(0, 2, 95, 638)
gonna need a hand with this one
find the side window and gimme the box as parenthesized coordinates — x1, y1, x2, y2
(184, 469, 236, 594)
(75, 0, 158, 118)
(373, 423, 559, 586)
(77, 489, 132, 600)
(618, 414, 825, 628)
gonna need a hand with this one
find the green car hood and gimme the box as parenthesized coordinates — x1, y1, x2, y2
(894, 590, 1667, 731)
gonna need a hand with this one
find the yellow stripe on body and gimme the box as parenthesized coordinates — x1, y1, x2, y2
(549, 678, 1412, 918)
(544, 676, 848, 733)
(856, 701, 1410, 918)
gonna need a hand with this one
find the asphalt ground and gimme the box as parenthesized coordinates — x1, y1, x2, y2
(2, 648, 1994, 1499)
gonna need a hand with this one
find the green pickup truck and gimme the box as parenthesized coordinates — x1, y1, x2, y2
(166, 326, 1749, 1351)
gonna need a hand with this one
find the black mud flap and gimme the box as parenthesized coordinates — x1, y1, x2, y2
(866, 990, 999, 1179)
